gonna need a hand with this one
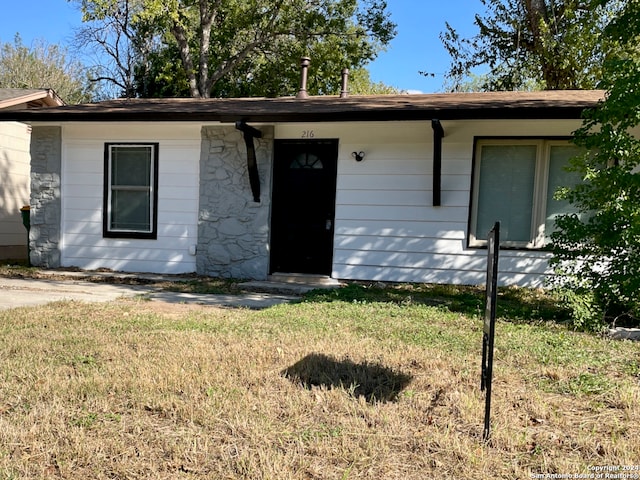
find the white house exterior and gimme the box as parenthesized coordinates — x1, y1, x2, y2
(0, 89, 64, 260)
(0, 121, 32, 260)
(0, 91, 606, 287)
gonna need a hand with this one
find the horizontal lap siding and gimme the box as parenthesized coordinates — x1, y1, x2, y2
(61, 124, 200, 274)
(0, 122, 31, 249)
(334, 122, 475, 284)
(286, 120, 584, 287)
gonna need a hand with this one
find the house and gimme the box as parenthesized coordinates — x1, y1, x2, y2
(0, 88, 64, 260)
(0, 90, 608, 286)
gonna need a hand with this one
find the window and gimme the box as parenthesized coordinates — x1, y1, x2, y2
(103, 143, 158, 239)
(469, 139, 583, 248)
(290, 153, 324, 169)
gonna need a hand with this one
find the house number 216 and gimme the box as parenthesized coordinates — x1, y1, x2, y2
(301, 130, 315, 138)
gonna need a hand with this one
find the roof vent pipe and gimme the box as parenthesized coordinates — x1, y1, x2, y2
(296, 57, 311, 99)
(340, 68, 349, 98)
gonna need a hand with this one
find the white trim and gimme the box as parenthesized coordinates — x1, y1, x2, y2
(531, 140, 548, 247)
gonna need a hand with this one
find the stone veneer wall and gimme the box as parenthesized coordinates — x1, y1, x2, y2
(197, 125, 273, 280)
(29, 126, 62, 268)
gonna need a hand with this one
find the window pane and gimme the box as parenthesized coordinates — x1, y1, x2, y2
(476, 145, 536, 243)
(545, 145, 583, 241)
(110, 189, 151, 231)
(290, 153, 323, 169)
(104, 143, 157, 238)
(112, 147, 152, 186)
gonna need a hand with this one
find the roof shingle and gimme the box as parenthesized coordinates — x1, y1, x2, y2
(0, 90, 605, 123)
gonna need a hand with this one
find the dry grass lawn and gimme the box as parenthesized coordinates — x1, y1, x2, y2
(0, 293, 638, 479)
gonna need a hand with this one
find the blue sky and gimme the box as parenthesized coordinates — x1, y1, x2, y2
(368, 0, 484, 92)
(0, 0, 485, 94)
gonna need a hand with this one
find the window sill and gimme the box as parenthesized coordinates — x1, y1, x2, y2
(104, 231, 157, 240)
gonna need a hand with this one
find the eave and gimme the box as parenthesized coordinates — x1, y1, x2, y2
(0, 88, 65, 110)
(0, 90, 605, 124)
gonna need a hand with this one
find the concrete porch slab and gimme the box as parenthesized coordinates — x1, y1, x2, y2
(241, 273, 344, 295)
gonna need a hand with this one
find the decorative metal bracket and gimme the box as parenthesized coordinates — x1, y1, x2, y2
(235, 121, 263, 202)
(432, 119, 444, 207)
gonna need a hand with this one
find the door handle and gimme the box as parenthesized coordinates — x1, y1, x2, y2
(325, 219, 332, 231)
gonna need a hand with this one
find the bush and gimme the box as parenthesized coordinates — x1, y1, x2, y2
(550, 3, 640, 330)
(553, 288, 606, 333)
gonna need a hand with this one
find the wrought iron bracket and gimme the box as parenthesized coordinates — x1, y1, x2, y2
(235, 121, 263, 202)
(432, 119, 445, 207)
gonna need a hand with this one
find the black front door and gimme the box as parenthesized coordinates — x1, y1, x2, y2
(270, 139, 339, 275)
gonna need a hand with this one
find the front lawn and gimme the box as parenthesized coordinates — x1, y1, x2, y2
(0, 286, 638, 479)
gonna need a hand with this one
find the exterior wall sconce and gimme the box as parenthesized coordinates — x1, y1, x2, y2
(352, 151, 365, 162)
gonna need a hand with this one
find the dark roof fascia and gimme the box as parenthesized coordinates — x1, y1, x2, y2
(241, 106, 590, 122)
(0, 91, 604, 124)
(0, 107, 593, 123)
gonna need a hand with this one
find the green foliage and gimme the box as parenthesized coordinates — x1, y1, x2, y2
(0, 35, 95, 102)
(550, 0, 640, 328)
(553, 288, 605, 332)
(539, 371, 614, 396)
(134, 43, 398, 98)
(439, 0, 619, 91)
(347, 68, 399, 95)
(77, 0, 396, 98)
(303, 282, 570, 325)
(72, 0, 152, 98)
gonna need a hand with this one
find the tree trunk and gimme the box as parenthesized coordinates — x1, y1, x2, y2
(524, 0, 561, 89)
(171, 22, 200, 97)
(197, 0, 215, 98)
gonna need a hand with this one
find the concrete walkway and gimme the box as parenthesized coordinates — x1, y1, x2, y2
(0, 275, 298, 311)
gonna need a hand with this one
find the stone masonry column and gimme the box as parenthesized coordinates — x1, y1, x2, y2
(197, 125, 274, 280)
(29, 126, 62, 268)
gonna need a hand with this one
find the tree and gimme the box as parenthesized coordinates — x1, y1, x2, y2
(73, 0, 155, 98)
(549, 0, 640, 329)
(347, 68, 399, 95)
(438, 0, 618, 91)
(0, 35, 95, 103)
(133, 46, 399, 97)
(75, 0, 396, 98)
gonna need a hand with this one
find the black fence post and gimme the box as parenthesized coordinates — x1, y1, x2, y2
(481, 221, 500, 442)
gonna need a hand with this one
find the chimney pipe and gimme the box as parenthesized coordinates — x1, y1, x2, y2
(296, 57, 311, 99)
(340, 68, 349, 98)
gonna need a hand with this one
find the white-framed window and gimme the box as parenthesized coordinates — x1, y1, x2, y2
(103, 143, 158, 239)
(469, 138, 583, 248)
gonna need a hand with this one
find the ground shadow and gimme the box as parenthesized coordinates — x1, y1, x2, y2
(302, 282, 572, 325)
(282, 353, 413, 403)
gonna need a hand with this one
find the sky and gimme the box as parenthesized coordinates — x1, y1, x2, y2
(0, 0, 485, 94)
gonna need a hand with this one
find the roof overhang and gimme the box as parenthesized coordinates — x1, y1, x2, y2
(0, 90, 605, 124)
(0, 88, 65, 110)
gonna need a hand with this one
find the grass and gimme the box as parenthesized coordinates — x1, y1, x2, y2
(0, 263, 571, 322)
(0, 280, 639, 479)
(303, 282, 571, 325)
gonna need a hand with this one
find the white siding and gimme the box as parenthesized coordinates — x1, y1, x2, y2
(277, 119, 583, 287)
(60, 123, 201, 274)
(0, 122, 31, 257)
(53, 117, 586, 284)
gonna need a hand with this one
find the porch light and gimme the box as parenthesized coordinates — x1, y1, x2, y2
(351, 151, 365, 162)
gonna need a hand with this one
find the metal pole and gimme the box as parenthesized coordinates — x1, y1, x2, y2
(481, 221, 499, 442)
